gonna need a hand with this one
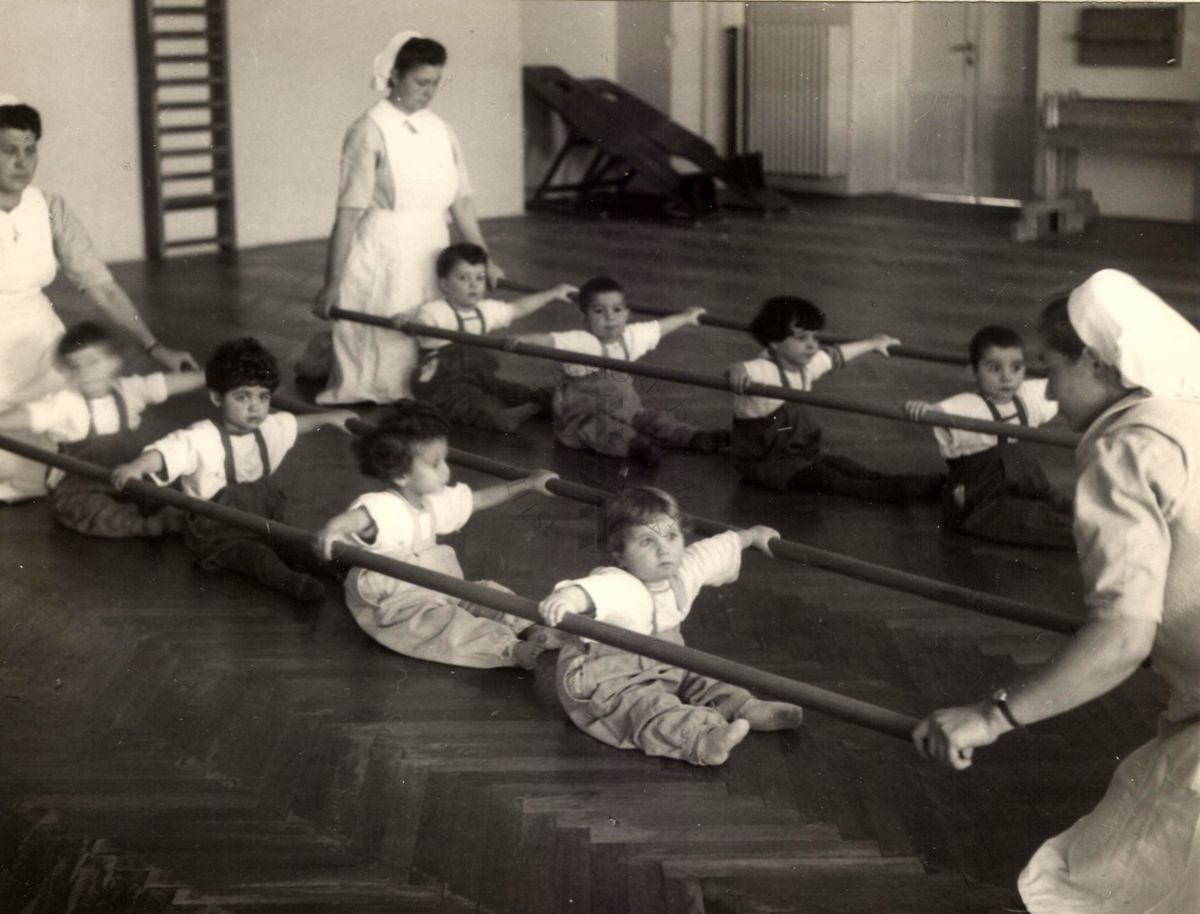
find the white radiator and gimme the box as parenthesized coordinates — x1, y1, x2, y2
(745, 23, 851, 178)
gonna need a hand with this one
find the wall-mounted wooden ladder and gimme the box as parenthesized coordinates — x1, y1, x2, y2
(133, 0, 236, 259)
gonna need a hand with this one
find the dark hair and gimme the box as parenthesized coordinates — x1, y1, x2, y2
(968, 325, 1025, 367)
(748, 296, 825, 347)
(1037, 296, 1086, 360)
(577, 276, 624, 311)
(394, 37, 447, 78)
(436, 242, 488, 279)
(205, 338, 280, 394)
(0, 103, 41, 139)
(605, 486, 685, 553)
(354, 400, 449, 480)
(57, 321, 117, 358)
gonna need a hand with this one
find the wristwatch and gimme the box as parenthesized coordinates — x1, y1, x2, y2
(991, 688, 1024, 731)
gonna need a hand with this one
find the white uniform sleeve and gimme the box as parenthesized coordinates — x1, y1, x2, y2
(426, 482, 475, 535)
(732, 357, 785, 419)
(804, 348, 836, 385)
(24, 390, 87, 441)
(675, 531, 744, 610)
(349, 491, 414, 551)
(480, 299, 518, 333)
(147, 423, 206, 485)
(553, 566, 654, 633)
(116, 373, 171, 417)
(414, 300, 449, 351)
(1075, 426, 1184, 624)
(547, 329, 603, 355)
(623, 321, 662, 360)
(262, 413, 299, 469)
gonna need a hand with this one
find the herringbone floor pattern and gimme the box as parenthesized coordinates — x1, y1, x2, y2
(2, 196, 1193, 912)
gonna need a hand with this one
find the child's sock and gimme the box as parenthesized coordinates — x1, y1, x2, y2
(695, 718, 750, 765)
(740, 699, 804, 731)
(628, 436, 663, 467)
(688, 429, 732, 453)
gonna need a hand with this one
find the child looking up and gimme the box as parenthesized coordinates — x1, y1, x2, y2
(0, 321, 204, 537)
(538, 486, 803, 767)
(112, 338, 355, 601)
(513, 277, 729, 466)
(905, 325, 1074, 548)
(315, 401, 562, 669)
(730, 296, 942, 500)
(404, 243, 575, 433)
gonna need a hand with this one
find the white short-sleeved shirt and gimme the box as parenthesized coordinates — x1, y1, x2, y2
(549, 321, 662, 378)
(732, 350, 839, 419)
(25, 374, 169, 442)
(346, 483, 474, 558)
(930, 378, 1058, 459)
(555, 530, 743, 639)
(146, 413, 299, 501)
(414, 298, 517, 352)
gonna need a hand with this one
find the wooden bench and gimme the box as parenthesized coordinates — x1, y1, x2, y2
(1012, 94, 1200, 242)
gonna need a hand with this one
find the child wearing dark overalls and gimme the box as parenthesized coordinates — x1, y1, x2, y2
(730, 296, 943, 500)
(406, 243, 575, 433)
(906, 325, 1074, 548)
(513, 276, 729, 467)
(0, 321, 204, 536)
(112, 338, 356, 601)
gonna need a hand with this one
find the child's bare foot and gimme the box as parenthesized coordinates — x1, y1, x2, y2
(512, 638, 546, 670)
(494, 402, 541, 434)
(740, 699, 804, 731)
(695, 718, 750, 765)
(521, 623, 571, 650)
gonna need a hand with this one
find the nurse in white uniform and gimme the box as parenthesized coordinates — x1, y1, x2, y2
(0, 98, 195, 502)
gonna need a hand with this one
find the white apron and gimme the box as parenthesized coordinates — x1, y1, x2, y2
(318, 102, 460, 405)
(0, 186, 67, 501)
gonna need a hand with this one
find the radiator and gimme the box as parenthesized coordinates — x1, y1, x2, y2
(745, 23, 851, 177)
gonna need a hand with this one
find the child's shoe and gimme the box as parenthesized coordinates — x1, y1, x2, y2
(689, 429, 732, 453)
(628, 436, 663, 468)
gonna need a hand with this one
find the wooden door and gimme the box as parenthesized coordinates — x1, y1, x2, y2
(897, 2, 979, 197)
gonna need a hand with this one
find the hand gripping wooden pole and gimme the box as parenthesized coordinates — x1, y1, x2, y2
(328, 306, 1079, 449)
(0, 431, 918, 741)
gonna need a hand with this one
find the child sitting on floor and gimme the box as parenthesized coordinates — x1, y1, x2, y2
(904, 325, 1074, 548)
(538, 486, 803, 766)
(512, 277, 729, 466)
(315, 400, 563, 669)
(0, 321, 204, 537)
(112, 337, 355, 601)
(403, 243, 576, 433)
(729, 296, 943, 500)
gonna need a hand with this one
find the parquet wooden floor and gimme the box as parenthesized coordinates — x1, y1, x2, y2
(2, 196, 1195, 912)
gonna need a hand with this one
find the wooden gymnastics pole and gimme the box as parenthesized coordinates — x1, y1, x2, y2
(497, 278, 972, 369)
(269, 394, 1080, 636)
(328, 307, 1080, 449)
(0, 431, 918, 741)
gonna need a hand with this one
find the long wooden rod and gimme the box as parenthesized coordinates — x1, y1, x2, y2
(270, 394, 1080, 636)
(0, 431, 918, 741)
(329, 306, 1079, 449)
(498, 278, 972, 368)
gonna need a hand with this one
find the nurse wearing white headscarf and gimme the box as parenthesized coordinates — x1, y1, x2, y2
(302, 29, 506, 405)
(914, 269, 1200, 913)
(0, 97, 196, 502)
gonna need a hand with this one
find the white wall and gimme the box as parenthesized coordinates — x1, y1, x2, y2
(1, 0, 527, 260)
(1037, 3, 1200, 221)
(1, 0, 143, 262)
